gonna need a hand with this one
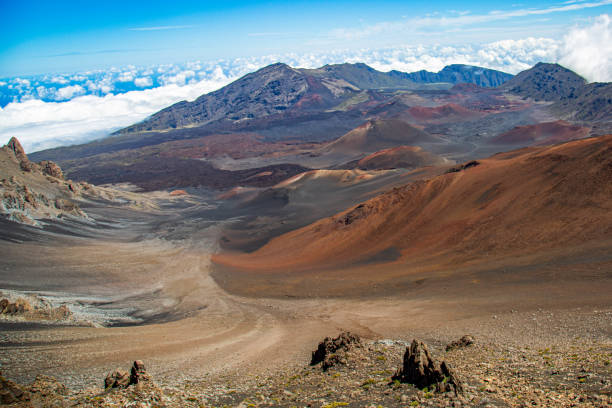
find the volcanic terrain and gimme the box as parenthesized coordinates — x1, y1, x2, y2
(2, 61, 611, 408)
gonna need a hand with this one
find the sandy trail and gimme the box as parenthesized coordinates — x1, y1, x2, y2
(1, 206, 611, 392)
(0, 228, 336, 389)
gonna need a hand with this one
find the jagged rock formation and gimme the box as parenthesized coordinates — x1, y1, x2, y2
(393, 339, 463, 394)
(129, 360, 149, 385)
(105, 361, 151, 389)
(0, 137, 88, 225)
(39, 160, 64, 179)
(311, 332, 362, 370)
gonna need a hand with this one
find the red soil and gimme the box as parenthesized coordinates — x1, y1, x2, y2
(490, 121, 590, 146)
(214, 135, 612, 277)
(355, 146, 446, 170)
(407, 103, 481, 122)
(169, 190, 188, 196)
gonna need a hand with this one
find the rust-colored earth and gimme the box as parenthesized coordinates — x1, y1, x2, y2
(212, 135, 612, 297)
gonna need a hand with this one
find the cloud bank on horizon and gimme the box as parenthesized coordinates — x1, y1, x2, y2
(1, 14, 611, 153)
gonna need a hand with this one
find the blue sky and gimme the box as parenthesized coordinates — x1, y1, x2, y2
(2, 0, 611, 76)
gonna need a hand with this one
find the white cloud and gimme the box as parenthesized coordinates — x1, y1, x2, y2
(0, 77, 234, 153)
(330, 0, 612, 40)
(134, 76, 153, 87)
(13, 78, 31, 87)
(559, 14, 612, 81)
(54, 85, 85, 100)
(50, 76, 68, 84)
(117, 71, 135, 82)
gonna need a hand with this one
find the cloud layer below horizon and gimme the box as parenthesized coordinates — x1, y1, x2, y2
(1, 14, 610, 153)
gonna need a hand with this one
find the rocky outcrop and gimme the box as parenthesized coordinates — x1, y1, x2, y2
(0, 137, 89, 225)
(446, 335, 475, 351)
(39, 160, 64, 179)
(0, 294, 72, 322)
(105, 361, 151, 389)
(311, 331, 362, 370)
(0, 371, 30, 405)
(5, 137, 32, 171)
(445, 160, 480, 173)
(393, 339, 463, 394)
(130, 360, 149, 385)
(29, 374, 68, 399)
(105, 369, 130, 389)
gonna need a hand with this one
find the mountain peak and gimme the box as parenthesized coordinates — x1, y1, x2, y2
(502, 62, 586, 101)
(258, 62, 293, 72)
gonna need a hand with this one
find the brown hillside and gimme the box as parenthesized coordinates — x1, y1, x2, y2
(322, 119, 440, 154)
(213, 135, 612, 282)
(490, 120, 590, 146)
(354, 146, 447, 170)
(407, 103, 482, 123)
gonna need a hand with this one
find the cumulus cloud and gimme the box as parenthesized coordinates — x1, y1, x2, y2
(559, 14, 612, 81)
(0, 77, 234, 152)
(54, 85, 85, 100)
(134, 76, 153, 87)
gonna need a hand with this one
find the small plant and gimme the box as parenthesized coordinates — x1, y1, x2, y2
(361, 378, 377, 390)
(322, 402, 349, 408)
(410, 401, 419, 407)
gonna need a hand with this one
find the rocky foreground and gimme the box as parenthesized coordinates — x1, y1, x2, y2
(2, 329, 610, 408)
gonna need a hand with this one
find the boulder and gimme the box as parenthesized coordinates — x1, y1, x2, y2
(3, 302, 18, 314)
(39, 161, 64, 179)
(105, 369, 130, 389)
(311, 331, 361, 370)
(446, 335, 475, 351)
(393, 339, 462, 394)
(29, 374, 68, 397)
(0, 372, 30, 404)
(129, 360, 149, 385)
(0, 299, 8, 313)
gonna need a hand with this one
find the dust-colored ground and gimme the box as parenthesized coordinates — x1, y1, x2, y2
(1, 137, 612, 407)
(1, 221, 611, 407)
